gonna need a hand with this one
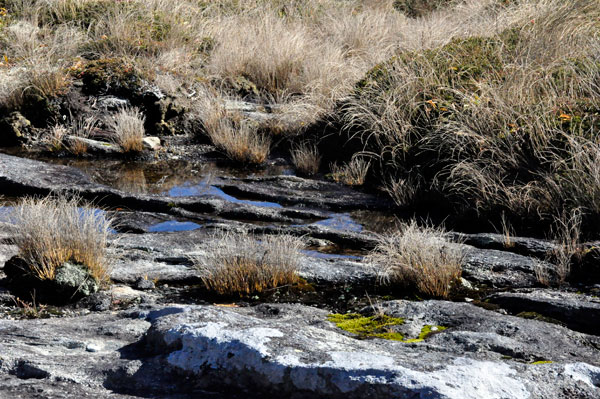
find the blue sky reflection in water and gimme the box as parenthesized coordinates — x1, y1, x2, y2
(312, 213, 363, 232)
(165, 182, 283, 208)
(148, 220, 202, 233)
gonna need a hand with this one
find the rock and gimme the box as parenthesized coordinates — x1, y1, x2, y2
(462, 245, 546, 288)
(0, 310, 171, 398)
(80, 292, 111, 311)
(108, 231, 375, 286)
(0, 153, 332, 226)
(214, 175, 395, 211)
(85, 342, 103, 352)
(97, 96, 130, 110)
(486, 289, 600, 335)
(145, 302, 600, 398)
(64, 135, 121, 155)
(53, 262, 99, 298)
(134, 277, 155, 291)
(450, 232, 558, 259)
(142, 137, 161, 151)
(0, 112, 31, 146)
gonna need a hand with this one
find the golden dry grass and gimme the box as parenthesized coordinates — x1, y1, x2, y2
(109, 106, 145, 153)
(291, 142, 321, 175)
(367, 220, 464, 298)
(330, 157, 370, 186)
(191, 230, 304, 296)
(10, 195, 112, 283)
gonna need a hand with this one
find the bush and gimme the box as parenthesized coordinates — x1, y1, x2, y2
(367, 220, 464, 298)
(191, 230, 304, 296)
(10, 195, 112, 283)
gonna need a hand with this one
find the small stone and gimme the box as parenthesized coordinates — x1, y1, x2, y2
(86, 342, 103, 352)
(134, 277, 155, 291)
(143, 137, 161, 151)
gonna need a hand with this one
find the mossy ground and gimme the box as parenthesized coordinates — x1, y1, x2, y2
(327, 313, 446, 342)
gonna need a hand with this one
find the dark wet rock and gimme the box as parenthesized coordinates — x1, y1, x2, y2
(145, 302, 600, 398)
(450, 232, 557, 259)
(0, 112, 31, 146)
(79, 292, 111, 311)
(462, 246, 546, 288)
(214, 175, 395, 211)
(0, 153, 328, 225)
(486, 289, 600, 335)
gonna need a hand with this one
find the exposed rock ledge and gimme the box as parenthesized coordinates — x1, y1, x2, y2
(2, 302, 598, 398)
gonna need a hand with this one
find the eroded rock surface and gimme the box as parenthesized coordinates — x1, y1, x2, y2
(144, 302, 600, 398)
(486, 289, 600, 335)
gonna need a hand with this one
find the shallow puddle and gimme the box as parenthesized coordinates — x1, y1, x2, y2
(147, 220, 203, 233)
(165, 183, 283, 208)
(311, 213, 364, 233)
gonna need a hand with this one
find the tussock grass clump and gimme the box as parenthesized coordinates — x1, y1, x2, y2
(343, 0, 600, 231)
(66, 116, 97, 155)
(209, 118, 271, 165)
(367, 220, 464, 298)
(109, 106, 145, 153)
(291, 142, 321, 175)
(191, 230, 304, 296)
(194, 91, 271, 164)
(330, 157, 370, 186)
(10, 195, 112, 283)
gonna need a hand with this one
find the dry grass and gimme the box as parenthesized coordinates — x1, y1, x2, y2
(66, 116, 97, 155)
(367, 220, 464, 298)
(330, 156, 370, 186)
(109, 106, 145, 153)
(10, 195, 112, 283)
(43, 124, 67, 151)
(341, 0, 600, 229)
(191, 230, 304, 296)
(291, 142, 321, 175)
(549, 208, 582, 285)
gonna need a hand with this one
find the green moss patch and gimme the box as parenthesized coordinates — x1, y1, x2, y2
(327, 313, 446, 342)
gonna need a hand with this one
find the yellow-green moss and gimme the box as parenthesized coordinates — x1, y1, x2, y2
(327, 313, 446, 342)
(530, 360, 554, 365)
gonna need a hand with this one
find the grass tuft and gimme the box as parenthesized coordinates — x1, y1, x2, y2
(10, 195, 112, 283)
(109, 106, 145, 153)
(367, 220, 464, 298)
(291, 142, 321, 175)
(191, 230, 304, 296)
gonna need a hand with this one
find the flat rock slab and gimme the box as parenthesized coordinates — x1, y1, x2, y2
(0, 312, 151, 398)
(146, 301, 600, 398)
(450, 232, 557, 259)
(108, 231, 375, 285)
(462, 245, 547, 288)
(486, 289, 600, 335)
(215, 175, 395, 211)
